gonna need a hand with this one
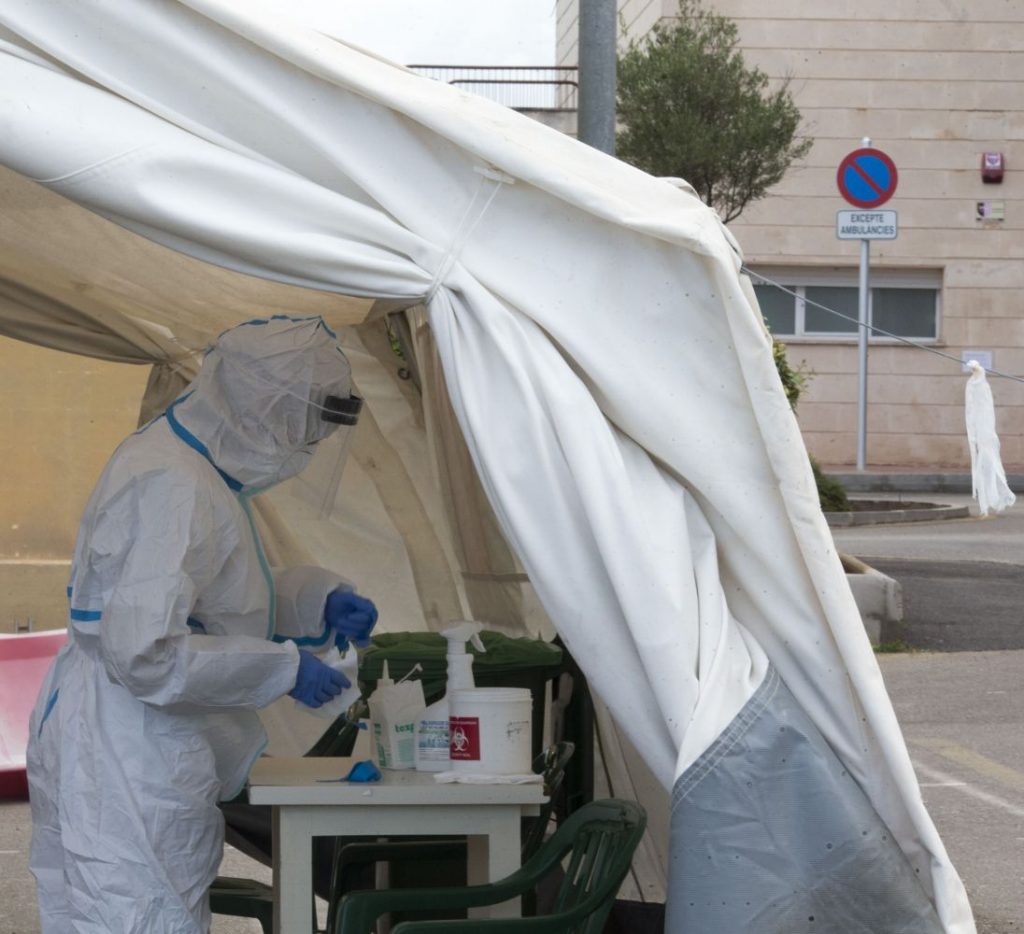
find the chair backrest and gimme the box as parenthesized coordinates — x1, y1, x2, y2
(525, 797, 646, 934)
(520, 740, 575, 860)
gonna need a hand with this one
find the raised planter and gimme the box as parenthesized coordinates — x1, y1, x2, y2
(827, 500, 969, 528)
(841, 553, 902, 646)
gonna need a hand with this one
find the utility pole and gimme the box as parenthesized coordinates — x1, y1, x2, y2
(578, 0, 617, 155)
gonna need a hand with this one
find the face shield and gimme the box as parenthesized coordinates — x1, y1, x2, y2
(188, 317, 364, 499)
(295, 387, 364, 518)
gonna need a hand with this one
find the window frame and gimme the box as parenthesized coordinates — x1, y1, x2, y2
(749, 265, 943, 345)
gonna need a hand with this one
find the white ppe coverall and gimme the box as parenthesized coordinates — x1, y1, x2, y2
(27, 315, 356, 933)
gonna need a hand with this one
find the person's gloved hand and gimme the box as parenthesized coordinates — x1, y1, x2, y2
(325, 589, 378, 649)
(289, 649, 350, 708)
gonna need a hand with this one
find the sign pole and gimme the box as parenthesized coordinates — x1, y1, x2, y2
(836, 137, 898, 471)
(857, 133, 872, 471)
(856, 234, 870, 471)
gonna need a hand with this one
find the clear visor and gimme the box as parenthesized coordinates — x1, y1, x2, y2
(293, 392, 362, 516)
(287, 420, 360, 518)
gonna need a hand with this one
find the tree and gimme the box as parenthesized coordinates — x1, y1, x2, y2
(616, 0, 812, 222)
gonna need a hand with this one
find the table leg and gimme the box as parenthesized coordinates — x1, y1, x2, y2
(272, 805, 315, 934)
(466, 810, 522, 919)
(260, 799, 538, 928)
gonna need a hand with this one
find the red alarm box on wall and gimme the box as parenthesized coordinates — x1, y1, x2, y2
(982, 152, 1005, 184)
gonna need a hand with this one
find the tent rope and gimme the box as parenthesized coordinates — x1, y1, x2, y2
(424, 165, 513, 305)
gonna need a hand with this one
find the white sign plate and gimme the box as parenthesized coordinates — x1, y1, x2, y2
(961, 350, 993, 373)
(836, 209, 898, 240)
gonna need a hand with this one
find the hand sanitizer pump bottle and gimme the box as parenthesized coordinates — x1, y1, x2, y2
(414, 622, 485, 771)
(443, 621, 485, 693)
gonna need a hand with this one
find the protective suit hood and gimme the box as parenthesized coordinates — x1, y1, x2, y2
(170, 316, 354, 494)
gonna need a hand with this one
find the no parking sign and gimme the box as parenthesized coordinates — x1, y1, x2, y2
(837, 147, 898, 208)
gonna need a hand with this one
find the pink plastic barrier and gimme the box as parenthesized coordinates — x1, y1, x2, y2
(0, 630, 67, 797)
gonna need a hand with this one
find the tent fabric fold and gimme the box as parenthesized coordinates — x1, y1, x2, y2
(0, 274, 172, 365)
(0, 2, 973, 929)
(0, 165, 374, 344)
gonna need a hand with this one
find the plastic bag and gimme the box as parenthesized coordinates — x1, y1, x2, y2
(965, 360, 1015, 516)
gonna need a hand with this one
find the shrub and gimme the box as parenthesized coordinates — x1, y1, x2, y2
(811, 457, 850, 513)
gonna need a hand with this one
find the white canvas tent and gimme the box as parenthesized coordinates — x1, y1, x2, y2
(0, 1, 974, 930)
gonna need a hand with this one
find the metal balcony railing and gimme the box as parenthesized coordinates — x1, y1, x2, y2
(409, 66, 578, 111)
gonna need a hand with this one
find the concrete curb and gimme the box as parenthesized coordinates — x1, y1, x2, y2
(826, 503, 970, 527)
(842, 553, 902, 645)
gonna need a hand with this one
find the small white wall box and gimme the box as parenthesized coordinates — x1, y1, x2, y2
(961, 350, 993, 373)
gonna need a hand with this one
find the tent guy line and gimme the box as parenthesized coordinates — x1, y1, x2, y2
(425, 165, 513, 305)
(744, 268, 1024, 386)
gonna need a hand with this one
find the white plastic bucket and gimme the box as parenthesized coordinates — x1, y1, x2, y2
(448, 687, 532, 775)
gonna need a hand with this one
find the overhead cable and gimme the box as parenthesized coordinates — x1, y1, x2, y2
(741, 267, 1024, 387)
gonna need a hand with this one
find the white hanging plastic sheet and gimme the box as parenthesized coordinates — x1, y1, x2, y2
(965, 360, 1016, 516)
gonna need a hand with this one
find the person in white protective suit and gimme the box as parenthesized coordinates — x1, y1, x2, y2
(26, 315, 378, 934)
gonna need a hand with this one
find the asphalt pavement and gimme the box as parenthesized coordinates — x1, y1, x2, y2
(834, 493, 1024, 651)
(879, 650, 1024, 934)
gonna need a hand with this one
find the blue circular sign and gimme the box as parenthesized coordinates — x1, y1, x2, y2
(837, 148, 898, 208)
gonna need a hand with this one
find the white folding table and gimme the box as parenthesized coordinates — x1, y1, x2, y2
(247, 756, 547, 933)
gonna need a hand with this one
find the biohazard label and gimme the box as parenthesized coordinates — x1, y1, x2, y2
(449, 716, 480, 760)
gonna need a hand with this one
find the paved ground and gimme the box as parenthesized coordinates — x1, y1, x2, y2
(871, 557, 1024, 650)
(836, 492, 1024, 932)
(3, 491, 1022, 932)
(880, 650, 1024, 934)
(5, 650, 1020, 933)
(835, 493, 1024, 651)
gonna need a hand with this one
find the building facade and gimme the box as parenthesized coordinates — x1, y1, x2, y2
(557, 0, 1024, 468)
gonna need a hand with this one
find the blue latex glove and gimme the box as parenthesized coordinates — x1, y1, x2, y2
(324, 589, 378, 649)
(345, 760, 382, 783)
(289, 649, 350, 708)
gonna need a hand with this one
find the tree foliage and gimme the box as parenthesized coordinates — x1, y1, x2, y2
(616, 0, 812, 222)
(772, 338, 808, 410)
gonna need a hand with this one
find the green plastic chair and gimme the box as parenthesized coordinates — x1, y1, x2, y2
(207, 875, 274, 934)
(333, 797, 646, 934)
(324, 741, 575, 932)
